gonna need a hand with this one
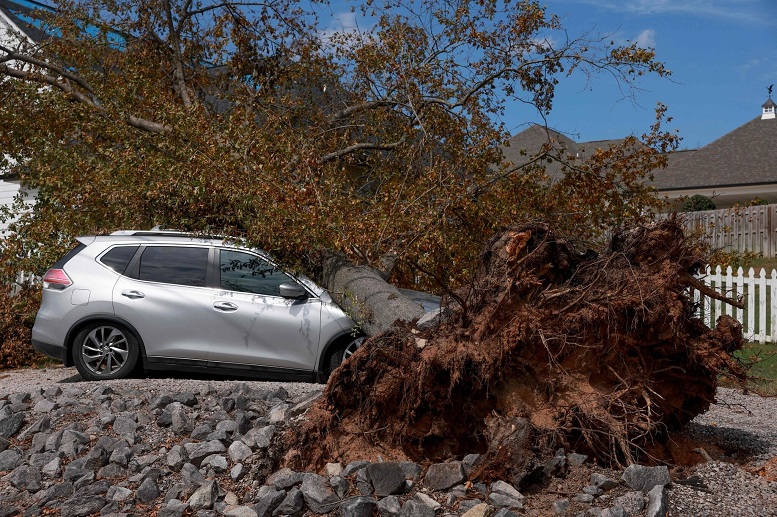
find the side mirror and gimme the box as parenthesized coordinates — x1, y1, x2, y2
(279, 282, 308, 299)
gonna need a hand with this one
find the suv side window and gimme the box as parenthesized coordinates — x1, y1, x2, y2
(219, 249, 295, 296)
(137, 246, 209, 287)
(99, 246, 139, 274)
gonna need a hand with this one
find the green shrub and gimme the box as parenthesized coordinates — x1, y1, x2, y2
(682, 194, 716, 212)
(0, 287, 43, 369)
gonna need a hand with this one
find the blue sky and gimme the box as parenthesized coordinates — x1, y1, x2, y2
(531, 0, 777, 149)
(320, 0, 776, 150)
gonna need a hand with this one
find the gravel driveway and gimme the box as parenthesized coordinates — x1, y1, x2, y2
(1, 365, 776, 516)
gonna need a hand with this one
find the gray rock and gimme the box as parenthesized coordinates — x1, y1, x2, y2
(488, 493, 524, 509)
(0, 449, 22, 471)
(377, 495, 401, 517)
(216, 420, 237, 434)
(35, 480, 74, 504)
(107, 485, 133, 502)
(33, 399, 58, 414)
(552, 499, 570, 514)
(151, 395, 174, 410)
(167, 445, 188, 470)
(191, 424, 213, 440)
(252, 488, 285, 517)
(228, 441, 253, 463)
(8, 464, 41, 492)
(266, 468, 304, 490)
(97, 463, 126, 479)
(567, 453, 588, 466)
(590, 473, 620, 490)
(583, 485, 603, 496)
(173, 392, 198, 406)
(367, 462, 407, 496)
(59, 495, 106, 517)
(287, 391, 322, 419)
(399, 499, 435, 517)
(201, 454, 228, 472)
(0, 412, 24, 439)
(158, 499, 188, 517)
(189, 480, 219, 510)
(341, 496, 377, 517)
(171, 407, 193, 435)
(325, 462, 343, 477)
(244, 425, 275, 449)
(329, 475, 348, 499)
(19, 416, 50, 440)
(235, 413, 252, 435)
(112, 416, 138, 442)
(398, 461, 422, 481)
(343, 460, 371, 477)
(461, 503, 493, 517)
(646, 485, 667, 517)
(416, 307, 445, 331)
(223, 506, 258, 517)
(424, 462, 466, 491)
(274, 487, 304, 515)
(621, 465, 670, 492)
(136, 477, 161, 503)
(230, 463, 245, 482)
(300, 473, 338, 514)
(182, 463, 206, 486)
(267, 404, 288, 423)
(184, 441, 226, 467)
(41, 456, 61, 478)
(414, 492, 441, 510)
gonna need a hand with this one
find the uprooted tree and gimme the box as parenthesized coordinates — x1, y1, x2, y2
(288, 219, 746, 477)
(0, 0, 677, 365)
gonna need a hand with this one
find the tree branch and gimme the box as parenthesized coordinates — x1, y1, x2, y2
(319, 136, 407, 163)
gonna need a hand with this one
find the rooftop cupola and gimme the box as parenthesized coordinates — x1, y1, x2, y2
(764, 94, 776, 120)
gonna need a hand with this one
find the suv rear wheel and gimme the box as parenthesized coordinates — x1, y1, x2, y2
(72, 322, 140, 380)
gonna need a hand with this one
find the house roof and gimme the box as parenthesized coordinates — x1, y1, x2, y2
(0, 0, 52, 44)
(500, 124, 627, 181)
(651, 112, 777, 191)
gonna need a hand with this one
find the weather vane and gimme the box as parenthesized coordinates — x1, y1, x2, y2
(769, 84, 774, 99)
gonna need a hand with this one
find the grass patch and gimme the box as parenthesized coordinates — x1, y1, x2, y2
(724, 341, 777, 396)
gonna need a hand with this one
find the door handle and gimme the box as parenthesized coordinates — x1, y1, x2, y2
(121, 290, 145, 299)
(213, 301, 238, 312)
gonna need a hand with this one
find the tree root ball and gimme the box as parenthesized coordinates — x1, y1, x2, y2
(287, 219, 745, 480)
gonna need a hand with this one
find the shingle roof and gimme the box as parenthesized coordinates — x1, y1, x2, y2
(0, 0, 52, 44)
(651, 115, 777, 190)
(500, 124, 627, 181)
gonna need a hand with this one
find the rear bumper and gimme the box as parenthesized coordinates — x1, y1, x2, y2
(32, 339, 68, 363)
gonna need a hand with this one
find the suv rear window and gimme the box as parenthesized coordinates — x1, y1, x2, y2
(137, 246, 208, 287)
(52, 243, 86, 269)
(99, 246, 139, 274)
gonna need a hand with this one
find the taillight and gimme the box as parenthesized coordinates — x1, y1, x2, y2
(43, 269, 72, 290)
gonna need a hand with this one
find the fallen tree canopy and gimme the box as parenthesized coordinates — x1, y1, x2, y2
(288, 219, 745, 482)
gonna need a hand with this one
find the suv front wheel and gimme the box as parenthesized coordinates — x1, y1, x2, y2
(72, 322, 140, 380)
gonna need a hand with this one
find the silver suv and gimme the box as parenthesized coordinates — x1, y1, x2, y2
(31, 231, 363, 382)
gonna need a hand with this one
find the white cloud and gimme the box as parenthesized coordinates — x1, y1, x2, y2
(577, 0, 769, 24)
(318, 11, 364, 45)
(634, 28, 655, 48)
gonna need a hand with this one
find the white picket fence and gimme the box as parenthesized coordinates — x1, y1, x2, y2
(696, 266, 777, 343)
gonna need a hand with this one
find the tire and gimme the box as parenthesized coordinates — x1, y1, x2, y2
(325, 335, 365, 378)
(72, 322, 140, 381)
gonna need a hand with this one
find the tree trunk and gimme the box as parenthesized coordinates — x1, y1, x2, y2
(317, 252, 425, 336)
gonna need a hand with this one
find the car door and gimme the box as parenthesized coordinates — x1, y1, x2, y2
(112, 245, 217, 364)
(208, 248, 323, 371)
